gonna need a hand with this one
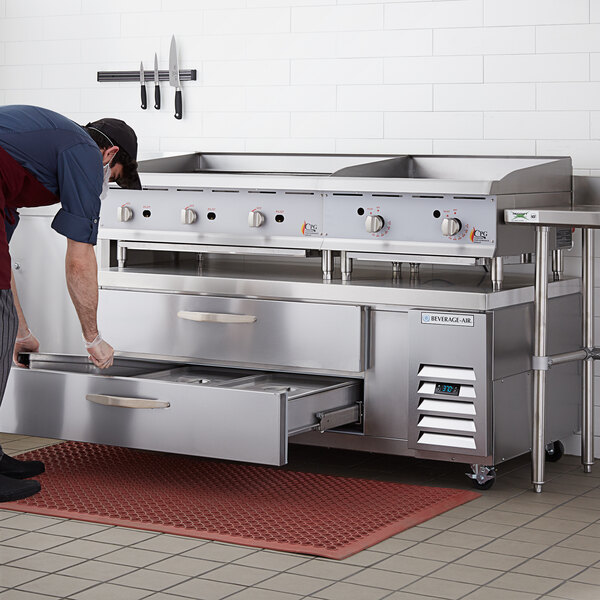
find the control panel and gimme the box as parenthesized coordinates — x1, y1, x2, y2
(322, 193, 497, 254)
(100, 188, 325, 247)
(101, 187, 498, 255)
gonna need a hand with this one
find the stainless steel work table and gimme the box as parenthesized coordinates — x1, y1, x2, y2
(505, 204, 599, 492)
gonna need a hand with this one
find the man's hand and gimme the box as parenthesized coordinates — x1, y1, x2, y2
(85, 334, 114, 369)
(65, 239, 113, 368)
(13, 331, 40, 367)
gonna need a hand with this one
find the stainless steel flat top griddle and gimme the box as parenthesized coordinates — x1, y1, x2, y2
(99, 153, 573, 292)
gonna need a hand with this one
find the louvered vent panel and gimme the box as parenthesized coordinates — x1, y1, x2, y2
(415, 364, 478, 451)
(418, 432, 477, 450)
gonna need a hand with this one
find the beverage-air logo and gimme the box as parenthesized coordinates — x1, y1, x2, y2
(470, 227, 489, 243)
(421, 312, 475, 327)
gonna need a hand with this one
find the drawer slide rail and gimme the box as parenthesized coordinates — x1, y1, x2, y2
(289, 402, 362, 436)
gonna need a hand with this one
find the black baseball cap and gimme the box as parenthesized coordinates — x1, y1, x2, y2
(86, 118, 141, 190)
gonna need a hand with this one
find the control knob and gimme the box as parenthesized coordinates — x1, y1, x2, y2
(117, 206, 133, 222)
(248, 210, 265, 227)
(441, 217, 462, 236)
(181, 208, 197, 225)
(365, 214, 384, 233)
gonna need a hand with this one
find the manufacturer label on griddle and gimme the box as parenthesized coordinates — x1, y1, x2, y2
(421, 312, 474, 327)
(507, 210, 539, 222)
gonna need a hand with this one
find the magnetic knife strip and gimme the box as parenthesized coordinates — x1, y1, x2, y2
(97, 70, 197, 82)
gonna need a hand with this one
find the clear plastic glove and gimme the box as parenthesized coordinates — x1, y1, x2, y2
(13, 330, 40, 367)
(84, 332, 114, 369)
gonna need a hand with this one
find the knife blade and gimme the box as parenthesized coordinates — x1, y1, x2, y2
(153, 53, 160, 110)
(140, 61, 147, 110)
(169, 35, 182, 120)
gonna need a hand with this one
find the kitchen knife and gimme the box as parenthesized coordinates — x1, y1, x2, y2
(153, 52, 160, 110)
(169, 35, 182, 119)
(140, 61, 147, 109)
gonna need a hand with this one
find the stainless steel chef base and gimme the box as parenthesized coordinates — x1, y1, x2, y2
(0, 275, 580, 475)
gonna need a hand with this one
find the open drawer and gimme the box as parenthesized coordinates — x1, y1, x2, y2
(1, 354, 362, 465)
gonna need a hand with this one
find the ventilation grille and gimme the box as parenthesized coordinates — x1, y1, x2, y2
(418, 433, 477, 450)
(418, 365, 476, 382)
(415, 364, 478, 451)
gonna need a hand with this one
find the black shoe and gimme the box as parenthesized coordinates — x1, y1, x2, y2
(0, 473, 41, 502)
(0, 454, 45, 479)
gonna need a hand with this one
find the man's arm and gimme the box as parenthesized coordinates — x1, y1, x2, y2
(10, 270, 40, 367)
(65, 239, 114, 368)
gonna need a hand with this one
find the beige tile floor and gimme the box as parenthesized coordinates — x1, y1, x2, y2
(0, 432, 599, 600)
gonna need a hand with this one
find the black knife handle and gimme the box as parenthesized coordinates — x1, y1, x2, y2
(141, 85, 147, 110)
(175, 89, 182, 119)
(154, 84, 161, 110)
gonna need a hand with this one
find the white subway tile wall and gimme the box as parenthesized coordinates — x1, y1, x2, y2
(386, 0, 483, 30)
(293, 57, 383, 84)
(537, 24, 600, 53)
(433, 83, 535, 112)
(484, 54, 590, 83)
(537, 82, 600, 111)
(433, 26, 535, 56)
(292, 5, 384, 32)
(1, 0, 599, 457)
(384, 55, 483, 84)
(483, 0, 589, 27)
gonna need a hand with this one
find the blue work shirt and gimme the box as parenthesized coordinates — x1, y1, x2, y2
(0, 105, 103, 244)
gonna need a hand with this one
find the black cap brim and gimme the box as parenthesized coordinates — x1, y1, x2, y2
(118, 172, 142, 190)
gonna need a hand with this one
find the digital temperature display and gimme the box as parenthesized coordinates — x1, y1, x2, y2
(435, 383, 460, 396)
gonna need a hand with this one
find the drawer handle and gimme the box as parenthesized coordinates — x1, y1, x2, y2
(177, 310, 257, 324)
(86, 394, 170, 409)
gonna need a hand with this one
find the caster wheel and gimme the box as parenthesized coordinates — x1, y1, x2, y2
(471, 477, 495, 490)
(545, 440, 565, 463)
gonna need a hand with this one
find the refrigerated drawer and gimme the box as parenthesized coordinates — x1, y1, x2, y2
(1, 355, 361, 465)
(98, 289, 366, 372)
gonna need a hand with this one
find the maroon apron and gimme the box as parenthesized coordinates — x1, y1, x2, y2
(0, 146, 59, 289)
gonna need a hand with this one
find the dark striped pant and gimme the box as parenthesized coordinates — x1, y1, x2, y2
(0, 289, 18, 459)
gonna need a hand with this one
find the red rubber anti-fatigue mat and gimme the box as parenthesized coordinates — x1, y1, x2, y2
(3, 442, 479, 559)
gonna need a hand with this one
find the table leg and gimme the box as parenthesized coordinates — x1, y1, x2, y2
(583, 228, 595, 474)
(533, 226, 549, 493)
